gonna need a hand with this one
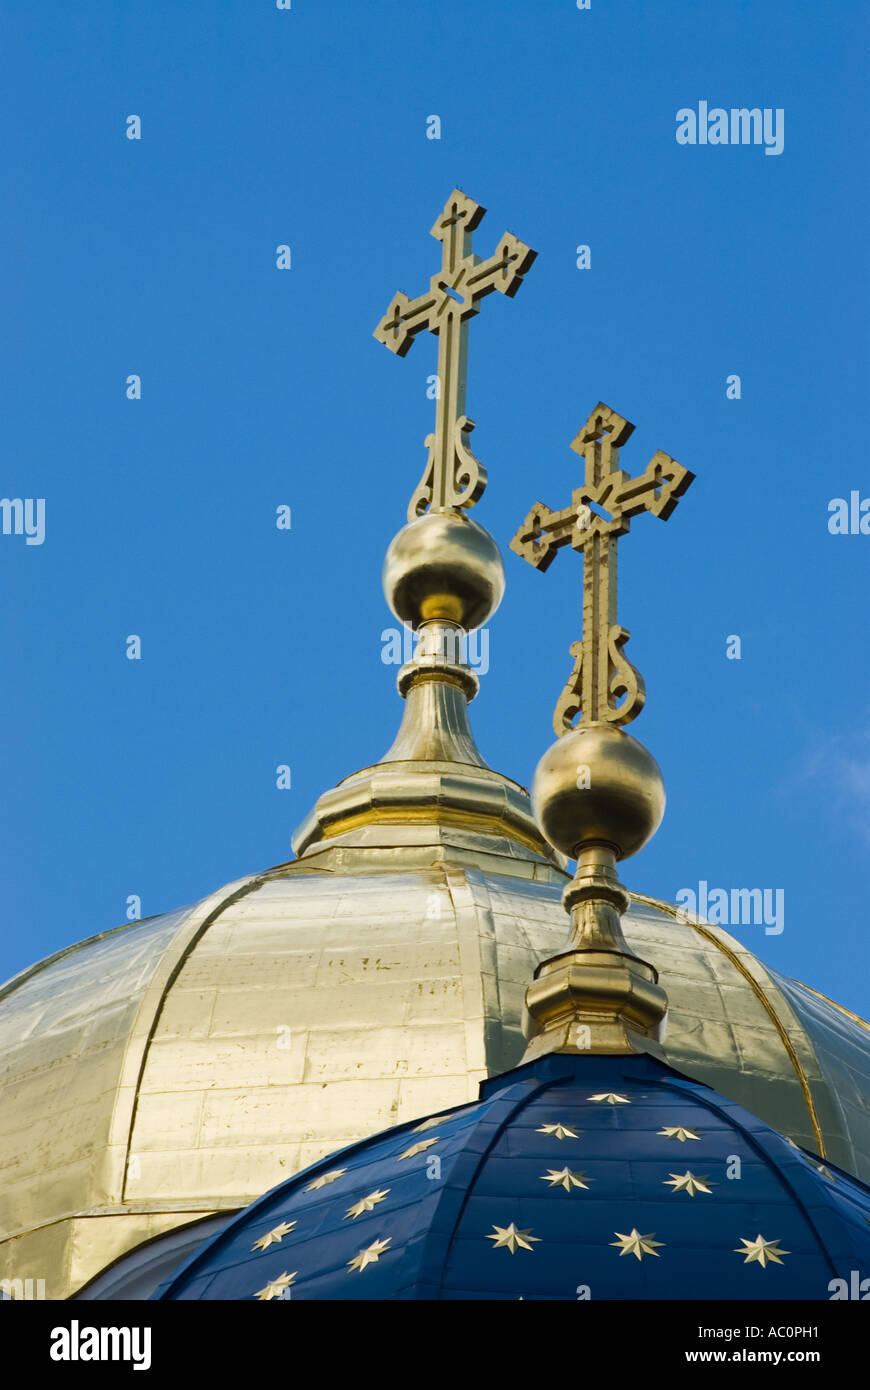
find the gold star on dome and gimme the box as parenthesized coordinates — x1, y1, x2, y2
(348, 1237, 391, 1273)
(398, 1138, 439, 1160)
(413, 1114, 448, 1132)
(305, 1168, 347, 1191)
(345, 1189, 390, 1220)
(254, 1271, 297, 1300)
(486, 1223, 541, 1254)
(588, 1093, 630, 1104)
(252, 1220, 296, 1251)
(664, 1171, 714, 1196)
(537, 1123, 579, 1140)
(735, 1235, 789, 1268)
(815, 1164, 837, 1181)
(540, 1168, 592, 1191)
(611, 1229, 664, 1260)
(658, 1126, 701, 1142)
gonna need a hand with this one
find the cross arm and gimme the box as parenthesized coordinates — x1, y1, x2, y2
(509, 502, 577, 571)
(373, 289, 438, 357)
(602, 450, 695, 526)
(465, 235, 537, 304)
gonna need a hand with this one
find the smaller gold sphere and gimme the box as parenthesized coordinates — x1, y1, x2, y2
(532, 722, 665, 861)
(383, 510, 505, 630)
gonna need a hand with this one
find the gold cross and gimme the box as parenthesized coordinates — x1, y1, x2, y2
(511, 403, 693, 735)
(375, 189, 536, 521)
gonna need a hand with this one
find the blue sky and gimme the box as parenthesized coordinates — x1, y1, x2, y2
(2, 0, 868, 1013)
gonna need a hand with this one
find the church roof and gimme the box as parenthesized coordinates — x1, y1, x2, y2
(155, 1051, 870, 1301)
(1, 860, 869, 1299)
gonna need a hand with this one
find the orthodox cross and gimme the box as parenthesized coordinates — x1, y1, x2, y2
(374, 189, 536, 522)
(510, 403, 693, 736)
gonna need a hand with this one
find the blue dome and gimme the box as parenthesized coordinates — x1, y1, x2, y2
(155, 1054, 870, 1301)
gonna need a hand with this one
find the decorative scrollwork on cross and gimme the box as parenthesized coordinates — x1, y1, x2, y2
(511, 403, 694, 736)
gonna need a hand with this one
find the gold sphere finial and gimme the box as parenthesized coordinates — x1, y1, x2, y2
(522, 723, 669, 1060)
(531, 722, 665, 862)
(383, 510, 504, 631)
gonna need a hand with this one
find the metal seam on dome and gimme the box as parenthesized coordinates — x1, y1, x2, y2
(792, 980, 870, 1034)
(688, 928, 826, 1157)
(632, 896, 827, 1158)
(410, 1073, 562, 1296)
(116, 872, 273, 1206)
(0, 1199, 246, 1244)
(0, 914, 165, 1005)
(444, 866, 498, 1081)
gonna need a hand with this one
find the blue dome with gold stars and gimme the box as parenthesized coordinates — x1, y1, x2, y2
(155, 1053, 870, 1301)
